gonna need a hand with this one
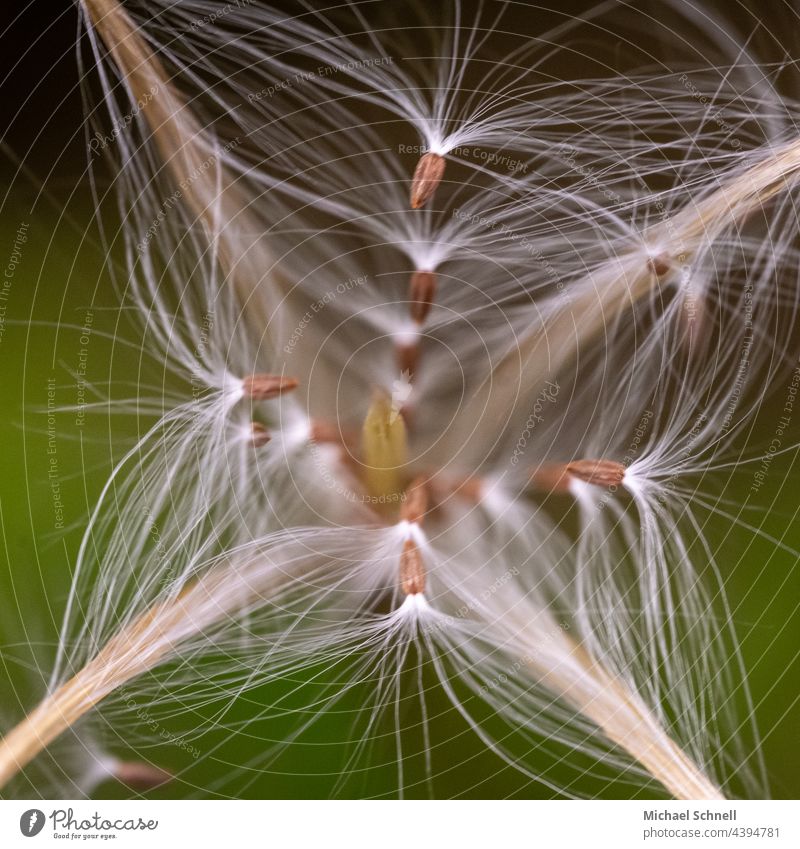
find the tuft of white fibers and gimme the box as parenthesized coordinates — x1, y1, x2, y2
(3, 0, 800, 799)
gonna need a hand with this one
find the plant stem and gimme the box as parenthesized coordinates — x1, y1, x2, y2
(455, 138, 800, 464)
(0, 595, 722, 798)
(535, 641, 725, 800)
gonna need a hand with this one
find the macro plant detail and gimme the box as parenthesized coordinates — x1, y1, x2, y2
(2, 0, 800, 801)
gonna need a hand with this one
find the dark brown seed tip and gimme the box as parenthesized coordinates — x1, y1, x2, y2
(395, 340, 419, 376)
(409, 270, 437, 324)
(429, 475, 485, 505)
(113, 760, 173, 790)
(250, 422, 271, 447)
(647, 252, 672, 277)
(410, 153, 446, 209)
(566, 459, 625, 487)
(452, 477, 484, 502)
(529, 464, 572, 493)
(242, 373, 298, 400)
(400, 475, 429, 525)
(399, 537, 426, 595)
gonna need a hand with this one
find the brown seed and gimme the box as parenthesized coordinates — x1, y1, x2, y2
(409, 270, 437, 324)
(410, 152, 446, 209)
(395, 340, 419, 376)
(113, 760, 173, 790)
(250, 422, 271, 447)
(399, 537, 426, 595)
(401, 475, 429, 525)
(452, 477, 484, 502)
(430, 475, 484, 504)
(529, 464, 572, 493)
(647, 253, 672, 277)
(241, 373, 298, 400)
(566, 459, 626, 487)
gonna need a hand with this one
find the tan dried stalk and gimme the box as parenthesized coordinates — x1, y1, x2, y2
(534, 641, 724, 800)
(455, 138, 800, 453)
(81, 0, 286, 326)
(0, 579, 722, 798)
(0, 568, 238, 790)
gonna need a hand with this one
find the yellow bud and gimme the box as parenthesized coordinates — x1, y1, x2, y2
(361, 391, 408, 512)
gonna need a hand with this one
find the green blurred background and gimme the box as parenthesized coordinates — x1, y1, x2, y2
(0, 0, 798, 799)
